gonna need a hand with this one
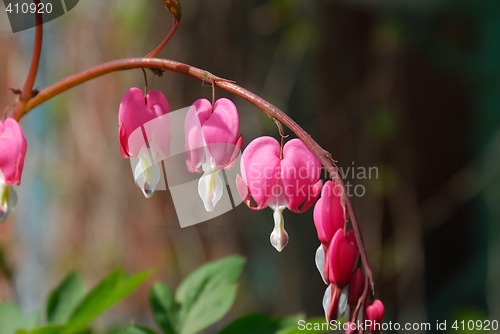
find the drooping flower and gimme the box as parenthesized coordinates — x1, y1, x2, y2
(118, 88, 170, 197)
(236, 136, 322, 251)
(184, 98, 243, 212)
(314, 180, 346, 248)
(328, 229, 359, 286)
(366, 299, 385, 334)
(0, 118, 27, 222)
(347, 267, 364, 313)
(313, 179, 361, 322)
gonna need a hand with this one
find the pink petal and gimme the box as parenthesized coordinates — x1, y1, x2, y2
(366, 299, 385, 333)
(239, 136, 282, 209)
(202, 98, 241, 168)
(184, 99, 212, 172)
(313, 180, 346, 246)
(347, 267, 364, 310)
(328, 229, 359, 286)
(0, 118, 27, 185)
(280, 138, 321, 212)
(118, 88, 170, 158)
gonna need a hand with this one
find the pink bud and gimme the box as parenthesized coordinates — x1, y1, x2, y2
(0, 118, 27, 185)
(118, 88, 170, 158)
(366, 299, 385, 334)
(313, 180, 346, 247)
(348, 267, 364, 312)
(327, 229, 359, 286)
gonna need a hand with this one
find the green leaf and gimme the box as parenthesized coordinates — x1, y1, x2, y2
(0, 303, 38, 334)
(149, 283, 177, 334)
(175, 256, 245, 334)
(106, 326, 157, 334)
(219, 314, 305, 334)
(65, 269, 151, 332)
(20, 326, 90, 334)
(126, 326, 157, 334)
(46, 272, 86, 324)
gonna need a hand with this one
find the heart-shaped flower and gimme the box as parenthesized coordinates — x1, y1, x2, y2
(314, 180, 346, 248)
(0, 118, 27, 185)
(118, 88, 170, 197)
(327, 229, 359, 286)
(237, 136, 322, 251)
(347, 267, 364, 313)
(0, 118, 27, 222)
(366, 299, 385, 334)
(184, 98, 243, 212)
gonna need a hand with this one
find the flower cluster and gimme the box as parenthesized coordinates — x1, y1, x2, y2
(313, 180, 384, 332)
(117, 86, 383, 331)
(0, 118, 27, 222)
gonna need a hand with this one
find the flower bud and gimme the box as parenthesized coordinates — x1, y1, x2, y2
(366, 299, 385, 334)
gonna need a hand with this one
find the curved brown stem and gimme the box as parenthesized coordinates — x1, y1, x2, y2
(13, 0, 43, 117)
(13, 57, 375, 294)
(145, 18, 179, 58)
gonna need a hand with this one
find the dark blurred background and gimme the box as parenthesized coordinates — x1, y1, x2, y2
(1, 0, 499, 333)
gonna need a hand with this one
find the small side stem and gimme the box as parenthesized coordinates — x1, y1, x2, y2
(13, 57, 375, 294)
(13, 0, 43, 117)
(145, 18, 179, 58)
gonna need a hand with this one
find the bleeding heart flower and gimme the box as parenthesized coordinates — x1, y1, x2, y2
(118, 88, 170, 197)
(348, 267, 364, 313)
(328, 229, 359, 286)
(236, 136, 322, 251)
(314, 180, 346, 247)
(366, 299, 385, 334)
(0, 118, 27, 222)
(184, 98, 243, 212)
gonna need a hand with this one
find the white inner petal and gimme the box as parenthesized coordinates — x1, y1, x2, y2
(0, 184, 16, 223)
(270, 206, 288, 252)
(134, 147, 161, 198)
(197, 169, 223, 212)
(315, 244, 327, 284)
(339, 285, 349, 316)
(322, 284, 332, 321)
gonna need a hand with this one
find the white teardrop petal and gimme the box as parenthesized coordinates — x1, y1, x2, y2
(270, 208, 289, 252)
(197, 169, 223, 212)
(0, 185, 16, 222)
(315, 244, 327, 284)
(134, 149, 161, 198)
(322, 284, 332, 321)
(339, 285, 349, 316)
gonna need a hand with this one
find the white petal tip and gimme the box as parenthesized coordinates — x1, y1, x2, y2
(270, 209, 288, 252)
(198, 170, 223, 212)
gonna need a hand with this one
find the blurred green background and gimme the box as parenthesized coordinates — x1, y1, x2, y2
(1, 0, 499, 332)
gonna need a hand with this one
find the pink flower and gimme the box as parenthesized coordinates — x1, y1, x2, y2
(366, 299, 385, 334)
(0, 118, 27, 222)
(236, 136, 322, 251)
(0, 118, 27, 185)
(184, 98, 243, 212)
(314, 180, 346, 247)
(328, 229, 359, 286)
(347, 267, 364, 313)
(118, 88, 170, 197)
